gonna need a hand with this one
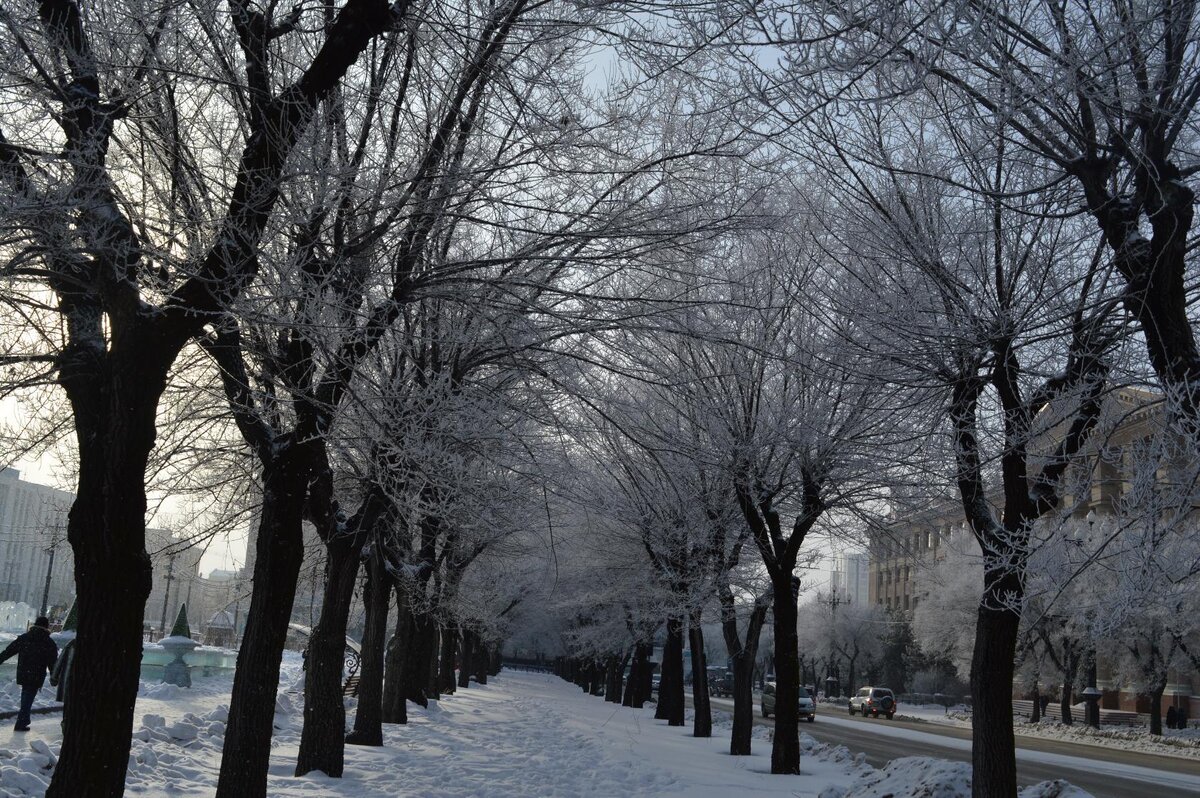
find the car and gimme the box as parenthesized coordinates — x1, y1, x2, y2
(761, 682, 816, 722)
(848, 686, 896, 719)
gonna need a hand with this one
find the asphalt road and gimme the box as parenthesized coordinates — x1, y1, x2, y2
(704, 696, 1200, 797)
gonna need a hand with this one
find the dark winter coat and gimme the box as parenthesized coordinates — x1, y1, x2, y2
(0, 626, 59, 688)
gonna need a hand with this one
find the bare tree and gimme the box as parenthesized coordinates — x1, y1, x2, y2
(0, 3, 397, 792)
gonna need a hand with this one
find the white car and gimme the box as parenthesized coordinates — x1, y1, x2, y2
(848, 686, 896, 719)
(761, 682, 816, 722)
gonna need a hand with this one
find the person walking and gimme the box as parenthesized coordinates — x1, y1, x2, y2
(1168, 705, 1179, 730)
(0, 617, 58, 731)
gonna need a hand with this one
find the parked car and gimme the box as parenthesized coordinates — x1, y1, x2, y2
(761, 682, 816, 722)
(848, 686, 896, 719)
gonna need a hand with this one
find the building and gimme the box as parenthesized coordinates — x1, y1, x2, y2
(0, 468, 74, 617)
(867, 387, 1200, 716)
(829, 551, 870, 607)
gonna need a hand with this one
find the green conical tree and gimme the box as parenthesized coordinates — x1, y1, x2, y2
(169, 603, 192, 639)
(62, 600, 78, 632)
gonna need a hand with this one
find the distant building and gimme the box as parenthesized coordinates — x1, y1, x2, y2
(829, 551, 870, 607)
(868, 388, 1200, 717)
(0, 468, 74, 616)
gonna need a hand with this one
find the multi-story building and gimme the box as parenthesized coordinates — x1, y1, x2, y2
(830, 551, 870, 607)
(867, 387, 1199, 715)
(0, 467, 74, 617)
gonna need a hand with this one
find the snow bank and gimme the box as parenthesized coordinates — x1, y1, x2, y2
(818, 757, 1093, 798)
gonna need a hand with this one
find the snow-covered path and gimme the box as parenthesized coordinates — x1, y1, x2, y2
(0, 662, 873, 797)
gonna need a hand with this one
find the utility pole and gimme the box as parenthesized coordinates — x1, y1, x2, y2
(39, 515, 65, 619)
(826, 589, 849, 695)
(39, 543, 56, 619)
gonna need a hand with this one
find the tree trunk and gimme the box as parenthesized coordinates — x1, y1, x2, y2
(348, 547, 388, 746)
(381, 587, 410, 724)
(605, 655, 622, 703)
(1058, 645, 1080, 726)
(296, 532, 366, 777)
(1149, 681, 1168, 736)
(688, 614, 711, 738)
(474, 641, 488, 685)
(720, 588, 768, 756)
(640, 645, 655, 706)
(440, 623, 458, 695)
(216, 450, 310, 798)
(970, 572, 1022, 798)
(769, 573, 801, 775)
(426, 624, 441, 700)
(661, 616, 685, 726)
(624, 643, 646, 707)
(728, 648, 756, 754)
(404, 604, 434, 704)
(589, 660, 604, 696)
(1030, 682, 1041, 723)
(45, 347, 165, 798)
(458, 629, 473, 689)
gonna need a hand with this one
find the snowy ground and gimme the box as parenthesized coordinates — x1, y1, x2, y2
(0, 661, 1095, 797)
(886, 699, 1200, 760)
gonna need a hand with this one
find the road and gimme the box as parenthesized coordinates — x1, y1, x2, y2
(704, 696, 1200, 797)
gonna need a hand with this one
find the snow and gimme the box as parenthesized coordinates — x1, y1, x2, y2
(814, 711, 1200, 791)
(885, 700, 1200, 760)
(819, 757, 1091, 798)
(0, 660, 1101, 797)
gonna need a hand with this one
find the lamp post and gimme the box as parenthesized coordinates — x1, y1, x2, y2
(827, 589, 849, 697)
(158, 553, 177, 639)
(1084, 510, 1100, 728)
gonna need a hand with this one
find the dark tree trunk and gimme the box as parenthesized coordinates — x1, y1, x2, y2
(1059, 644, 1080, 726)
(49, 374, 161, 797)
(403, 604, 435, 704)
(589, 661, 604, 696)
(640, 647, 655, 706)
(348, 547, 389, 746)
(624, 643, 648, 707)
(489, 647, 501, 676)
(381, 587, 410, 724)
(474, 642, 488, 685)
(216, 450, 310, 798)
(661, 616, 685, 726)
(769, 573, 801, 775)
(730, 654, 756, 753)
(970, 571, 1022, 798)
(1030, 682, 1041, 723)
(1149, 681, 1167, 736)
(688, 615, 711, 738)
(605, 655, 622, 703)
(720, 588, 768, 756)
(296, 529, 368, 777)
(458, 629, 474, 689)
(440, 623, 458, 695)
(426, 624, 441, 700)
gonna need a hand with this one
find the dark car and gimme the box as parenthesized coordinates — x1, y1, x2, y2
(761, 682, 816, 722)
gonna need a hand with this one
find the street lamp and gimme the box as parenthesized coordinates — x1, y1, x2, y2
(1084, 509, 1099, 728)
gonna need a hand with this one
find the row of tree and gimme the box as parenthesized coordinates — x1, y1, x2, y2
(3, 3, 1200, 798)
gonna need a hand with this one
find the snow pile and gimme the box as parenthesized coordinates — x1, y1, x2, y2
(0, 739, 55, 795)
(1013, 718, 1200, 757)
(0, 683, 58, 716)
(818, 757, 1093, 798)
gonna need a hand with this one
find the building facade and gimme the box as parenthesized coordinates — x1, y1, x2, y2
(0, 468, 74, 617)
(830, 551, 870, 607)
